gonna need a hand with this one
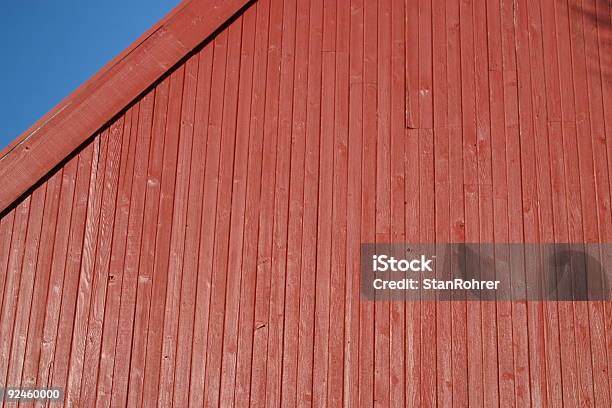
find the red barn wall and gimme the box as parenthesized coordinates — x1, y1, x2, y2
(0, 0, 610, 406)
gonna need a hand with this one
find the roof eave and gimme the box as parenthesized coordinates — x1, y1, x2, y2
(0, 0, 251, 213)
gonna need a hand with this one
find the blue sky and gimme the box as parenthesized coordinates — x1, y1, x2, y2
(0, 0, 181, 149)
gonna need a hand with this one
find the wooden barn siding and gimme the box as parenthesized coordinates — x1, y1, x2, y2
(0, 0, 610, 406)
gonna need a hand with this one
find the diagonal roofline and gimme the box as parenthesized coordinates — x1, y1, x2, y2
(0, 0, 252, 213)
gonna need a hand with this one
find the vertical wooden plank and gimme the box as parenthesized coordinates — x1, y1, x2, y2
(562, 123, 593, 403)
(94, 109, 136, 408)
(582, 0, 612, 406)
(17, 169, 60, 394)
(418, 128, 436, 408)
(360, 0, 377, 405)
(540, 1, 571, 407)
(565, 144, 596, 407)
(213, 6, 254, 408)
(64, 128, 108, 407)
(218, 8, 257, 408)
(554, 0, 577, 122)
(108, 96, 151, 405)
(124, 80, 167, 408)
(567, 2, 597, 406)
(405, 0, 420, 128)
(548, 116, 576, 405)
(344, 0, 363, 405)
(249, 0, 283, 404)
(375, 0, 391, 405)
(4, 181, 47, 399)
(149, 61, 191, 408)
(484, 1, 514, 405)
(599, 0, 612, 196)
(296, 0, 323, 404)
(15, 183, 54, 401)
(561, 119, 587, 405)
(41, 136, 93, 404)
(404, 127, 421, 408)
(527, 0, 564, 406)
(203, 17, 243, 408)
(431, 0, 451, 406)
(78, 116, 124, 408)
(0, 196, 31, 395)
(233, 0, 269, 404)
(552, 0, 581, 405)
(390, 0, 406, 406)
(500, 0, 532, 405)
(490, 69, 516, 407)
(328, 0, 349, 403)
(33, 156, 77, 408)
(186, 41, 223, 408)
(594, 0, 612, 400)
(280, 0, 309, 404)
(486, 0, 515, 406)
(312, 0, 335, 404)
(156, 56, 197, 408)
(540, 0, 563, 122)
(0, 209, 14, 400)
(47, 138, 94, 402)
(149, 64, 187, 407)
(581, 1, 612, 405)
(473, 0, 499, 405)
(108, 94, 151, 407)
(445, 0, 468, 405)
(250, 1, 283, 406)
(109, 93, 153, 406)
(418, 5, 435, 408)
(459, 0, 483, 406)
(0, 211, 15, 311)
(172, 35, 214, 408)
(266, 0, 296, 404)
(418, 0, 433, 129)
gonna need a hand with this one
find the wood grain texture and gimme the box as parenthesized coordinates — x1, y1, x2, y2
(0, 0, 610, 406)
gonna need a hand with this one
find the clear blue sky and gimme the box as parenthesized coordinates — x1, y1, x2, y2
(0, 0, 181, 149)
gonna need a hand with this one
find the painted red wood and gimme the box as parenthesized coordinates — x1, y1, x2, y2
(0, 0, 610, 406)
